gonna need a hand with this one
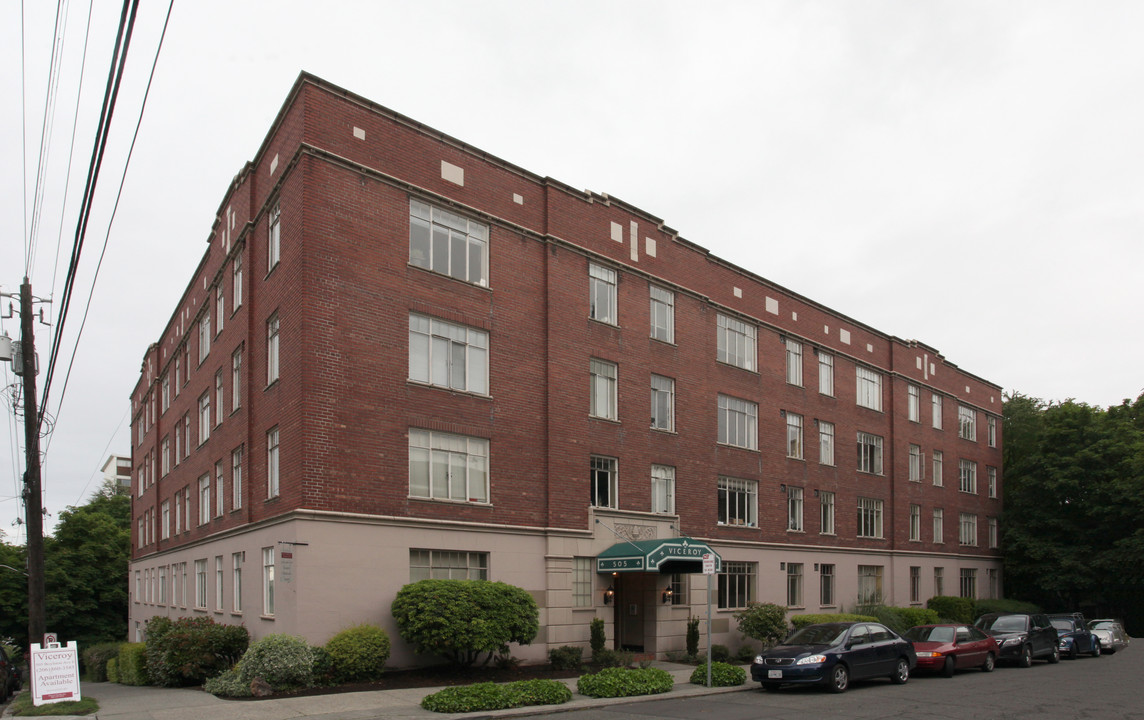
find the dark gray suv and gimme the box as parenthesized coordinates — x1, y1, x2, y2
(974, 613, 1061, 667)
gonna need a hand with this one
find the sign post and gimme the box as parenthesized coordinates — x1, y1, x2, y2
(702, 553, 716, 688)
(30, 640, 81, 706)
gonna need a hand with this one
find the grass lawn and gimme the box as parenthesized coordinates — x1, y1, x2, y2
(6, 691, 100, 716)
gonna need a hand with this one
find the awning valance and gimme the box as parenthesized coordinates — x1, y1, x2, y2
(595, 537, 722, 574)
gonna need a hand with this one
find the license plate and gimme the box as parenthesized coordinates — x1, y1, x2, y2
(768, 669, 783, 679)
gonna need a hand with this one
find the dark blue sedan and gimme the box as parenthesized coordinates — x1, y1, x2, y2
(750, 621, 917, 693)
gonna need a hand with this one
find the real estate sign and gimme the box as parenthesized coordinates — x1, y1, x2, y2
(30, 641, 81, 706)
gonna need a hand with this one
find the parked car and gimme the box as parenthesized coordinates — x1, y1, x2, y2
(0, 646, 17, 701)
(905, 624, 1000, 676)
(975, 612, 1060, 667)
(1088, 619, 1130, 654)
(750, 621, 917, 693)
(1049, 613, 1101, 658)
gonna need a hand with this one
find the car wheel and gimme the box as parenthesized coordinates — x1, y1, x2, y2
(1018, 645, 1033, 668)
(1048, 646, 1061, 664)
(982, 652, 996, 672)
(827, 664, 849, 693)
(891, 658, 910, 685)
(1092, 641, 1101, 658)
(942, 655, 956, 678)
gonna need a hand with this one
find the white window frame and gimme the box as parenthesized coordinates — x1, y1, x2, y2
(408, 313, 489, 395)
(819, 420, 835, 466)
(988, 517, 999, 548)
(988, 466, 997, 498)
(820, 490, 835, 535)
(785, 412, 804, 459)
(198, 311, 211, 363)
(160, 500, 170, 540)
(717, 476, 758, 527)
(716, 314, 756, 371)
(651, 464, 675, 514)
(262, 547, 275, 615)
(266, 313, 280, 386)
(650, 374, 674, 432)
(959, 459, 977, 494)
(590, 455, 618, 509)
(960, 568, 977, 599)
(910, 566, 921, 603)
(718, 394, 758, 450)
(408, 198, 489, 287)
(959, 405, 977, 441)
(934, 567, 945, 596)
(215, 371, 224, 427)
(195, 559, 208, 609)
(572, 557, 593, 607)
(409, 549, 489, 581)
(268, 201, 281, 270)
(857, 565, 884, 604)
(787, 562, 804, 607)
(717, 561, 756, 610)
(857, 497, 884, 538)
(932, 393, 943, 429)
(589, 358, 618, 420)
(909, 503, 921, 541)
(198, 392, 211, 445)
(408, 429, 490, 504)
(232, 346, 242, 412)
(215, 461, 225, 517)
(908, 384, 920, 422)
(215, 285, 225, 335)
(785, 339, 803, 386)
(787, 486, 804, 531)
(588, 263, 617, 324)
(820, 563, 835, 606)
(857, 431, 883, 474)
(933, 450, 944, 487)
(232, 552, 244, 612)
(198, 474, 211, 526)
(959, 512, 978, 546)
(215, 556, 224, 611)
(818, 352, 834, 396)
(856, 366, 883, 411)
(232, 253, 243, 308)
(649, 285, 674, 343)
(909, 444, 923, 481)
(267, 426, 280, 498)
(232, 446, 243, 510)
(988, 416, 997, 447)
(933, 508, 945, 544)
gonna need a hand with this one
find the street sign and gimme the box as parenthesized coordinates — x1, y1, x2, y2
(702, 553, 716, 575)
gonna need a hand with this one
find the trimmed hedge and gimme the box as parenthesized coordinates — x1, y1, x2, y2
(324, 624, 390, 683)
(927, 596, 977, 624)
(117, 643, 149, 686)
(689, 661, 746, 687)
(974, 598, 1041, 616)
(241, 634, 315, 690)
(870, 606, 941, 633)
(421, 679, 572, 713)
(106, 657, 119, 683)
(82, 642, 123, 682)
(577, 667, 673, 698)
(548, 645, 583, 670)
(791, 613, 878, 629)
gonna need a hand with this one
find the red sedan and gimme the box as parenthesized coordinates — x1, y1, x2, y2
(905, 624, 1000, 677)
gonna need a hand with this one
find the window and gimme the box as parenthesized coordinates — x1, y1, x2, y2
(786, 339, 803, 386)
(161, 436, 170, 477)
(716, 314, 756, 371)
(198, 311, 211, 363)
(908, 384, 920, 422)
(959, 512, 978, 546)
(787, 486, 804, 531)
(161, 375, 170, 413)
(409, 549, 488, 581)
(932, 450, 944, 486)
(910, 566, 921, 603)
(232, 253, 243, 308)
(909, 444, 923, 481)
(159, 566, 168, 604)
(987, 568, 999, 599)
(717, 561, 755, 610)
(857, 565, 884, 604)
(231, 346, 242, 412)
(651, 464, 675, 514)
(987, 466, 997, 498)
(988, 416, 997, 447)
(959, 459, 977, 494)
(408, 198, 488, 286)
(932, 393, 943, 429)
(718, 394, 757, 450)
(215, 556, 224, 611)
(934, 567, 945, 596)
(408, 429, 489, 503)
(195, 559, 208, 609)
(959, 568, 977, 599)
(232, 446, 243, 510)
(786, 412, 803, 459)
(588, 263, 617, 324)
(857, 431, 883, 474)
(787, 563, 804, 607)
(818, 352, 834, 396)
(135, 571, 141, 602)
(718, 476, 757, 527)
(174, 492, 182, 535)
(268, 201, 281, 270)
(572, 557, 593, 607)
(232, 552, 243, 612)
(856, 367, 883, 411)
(215, 371, 224, 426)
(958, 405, 977, 441)
(198, 474, 211, 525)
(650, 374, 674, 431)
(909, 504, 921, 541)
(266, 314, 280, 385)
(820, 563, 835, 606)
(215, 461, 224, 517)
(174, 353, 181, 397)
(408, 313, 489, 394)
(649, 285, 674, 343)
(262, 547, 275, 615)
(667, 573, 688, 605)
(819, 421, 835, 465)
(933, 508, 945, 543)
(589, 359, 618, 420)
(857, 497, 883, 538)
(820, 491, 835, 535)
(198, 392, 211, 444)
(215, 285, 225, 335)
(267, 427, 280, 498)
(590, 456, 617, 508)
(161, 500, 170, 540)
(988, 517, 999, 548)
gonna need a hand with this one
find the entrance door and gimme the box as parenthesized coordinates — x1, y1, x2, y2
(614, 574, 647, 651)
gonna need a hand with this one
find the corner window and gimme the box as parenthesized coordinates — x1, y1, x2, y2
(987, 416, 997, 447)
(409, 198, 488, 286)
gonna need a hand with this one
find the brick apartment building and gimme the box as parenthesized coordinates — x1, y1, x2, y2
(128, 72, 1003, 666)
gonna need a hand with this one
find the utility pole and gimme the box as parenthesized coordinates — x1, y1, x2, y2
(20, 278, 47, 648)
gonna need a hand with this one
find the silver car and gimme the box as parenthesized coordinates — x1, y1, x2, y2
(1087, 619, 1130, 654)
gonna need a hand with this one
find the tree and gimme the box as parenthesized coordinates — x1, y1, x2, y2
(0, 541, 28, 644)
(733, 602, 788, 648)
(391, 579, 539, 666)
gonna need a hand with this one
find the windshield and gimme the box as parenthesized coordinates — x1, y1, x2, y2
(905, 626, 955, 643)
(1050, 619, 1075, 632)
(978, 615, 1027, 633)
(785, 624, 848, 646)
(1090, 621, 1114, 630)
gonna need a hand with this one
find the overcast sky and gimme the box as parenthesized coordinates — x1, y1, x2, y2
(2, 1, 1141, 542)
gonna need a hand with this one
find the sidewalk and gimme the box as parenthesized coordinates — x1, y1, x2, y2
(4, 662, 754, 720)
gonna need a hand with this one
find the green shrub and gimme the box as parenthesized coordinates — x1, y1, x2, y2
(865, 606, 941, 634)
(391, 579, 539, 667)
(203, 667, 251, 697)
(975, 598, 1041, 616)
(82, 642, 123, 682)
(310, 645, 335, 685)
(106, 657, 119, 683)
(548, 645, 583, 670)
(117, 643, 149, 686)
(144, 616, 249, 687)
(689, 661, 746, 687)
(736, 645, 757, 663)
(577, 666, 674, 698)
(734, 602, 788, 648)
(240, 634, 314, 690)
(591, 648, 633, 668)
(686, 616, 700, 658)
(324, 624, 390, 683)
(421, 679, 571, 713)
(590, 617, 606, 657)
(711, 644, 730, 662)
(927, 596, 976, 624)
(790, 613, 878, 629)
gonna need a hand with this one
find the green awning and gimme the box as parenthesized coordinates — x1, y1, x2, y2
(596, 537, 722, 574)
